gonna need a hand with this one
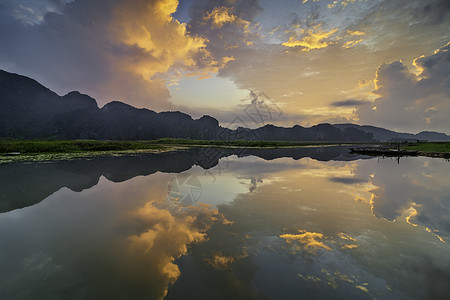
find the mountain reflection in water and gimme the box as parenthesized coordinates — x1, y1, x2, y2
(0, 147, 449, 299)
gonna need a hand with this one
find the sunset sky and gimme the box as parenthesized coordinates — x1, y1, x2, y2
(1, 0, 449, 133)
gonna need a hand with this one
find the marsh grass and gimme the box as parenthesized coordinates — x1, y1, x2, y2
(1, 139, 449, 164)
(0, 140, 165, 154)
(0, 139, 355, 155)
(403, 142, 450, 153)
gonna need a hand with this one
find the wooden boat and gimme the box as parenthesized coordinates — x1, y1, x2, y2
(349, 147, 418, 156)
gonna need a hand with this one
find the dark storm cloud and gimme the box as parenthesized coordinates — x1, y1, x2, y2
(417, 0, 450, 24)
(328, 177, 366, 184)
(415, 43, 450, 93)
(0, 0, 71, 24)
(187, 0, 262, 61)
(0, 0, 215, 109)
(0, 2, 119, 99)
(330, 99, 368, 107)
(358, 42, 450, 134)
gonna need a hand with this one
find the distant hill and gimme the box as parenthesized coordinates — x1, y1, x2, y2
(1, 69, 449, 141)
(333, 124, 450, 142)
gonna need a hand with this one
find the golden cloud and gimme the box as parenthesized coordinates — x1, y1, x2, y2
(338, 232, 357, 242)
(126, 201, 220, 299)
(280, 229, 332, 251)
(282, 27, 338, 51)
(203, 6, 253, 37)
(112, 0, 217, 86)
(328, 0, 359, 8)
(348, 30, 365, 36)
(412, 55, 425, 76)
(206, 254, 236, 270)
(203, 6, 237, 28)
(342, 30, 365, 48)
(343, 39, 363, 48)
(338, 232, 359, 249)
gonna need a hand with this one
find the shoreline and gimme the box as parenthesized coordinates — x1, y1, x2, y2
(416, 151, 450, 159)
(1, 140, 449, 164)
(0, 146, 186, 164)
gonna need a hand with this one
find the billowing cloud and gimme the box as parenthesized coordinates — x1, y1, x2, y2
(358, 42, 450, 133)
(125, 201, 218, 298)
(1, 0, 449, 129)
(354, 157, 450, 242)
(203, 6, 237, 28)
(185, 0, 449, 127)
(0, 174, 221, 299)
(188, 0, 261, 52)
(0, 0, 219, 109)
(112, 0, 212, 80)
(205, 253, 236, 269)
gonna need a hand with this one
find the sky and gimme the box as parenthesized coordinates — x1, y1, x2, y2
(0, 0, 449, 133)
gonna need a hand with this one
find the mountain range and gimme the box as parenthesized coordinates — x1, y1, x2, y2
(1, 69, 449, 142)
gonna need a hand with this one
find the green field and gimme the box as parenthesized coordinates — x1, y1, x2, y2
(403, 142, 450, 154)
(0, 139, 355, 155)
(0, 140, 166, 154)
(1, 140, 449, 163)
(0, 139, 357, 164)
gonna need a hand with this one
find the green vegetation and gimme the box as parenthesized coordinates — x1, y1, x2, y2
(1, 139, 449, 163)
(0, 140, 166, 154)
(0, 139, 358, 155)
(403, 142, 450, 154)
(0, 139, 359, 164)
(2, 139, 449, 155)
(0, 140, 180, 164)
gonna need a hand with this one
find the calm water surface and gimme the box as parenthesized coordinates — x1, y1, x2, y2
(0, 147, 449, 299)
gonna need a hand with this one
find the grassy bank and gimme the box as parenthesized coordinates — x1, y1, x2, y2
(0, 140, 181, 164)
(403, 142, 450, 153)
(402, 142, 450, 158)
(1, 139, 449, 163)
(0, 139, 357, 155)
(0, 140, 166, 154)
(2, 139, 449, 155)
(0, 139, 357, 164)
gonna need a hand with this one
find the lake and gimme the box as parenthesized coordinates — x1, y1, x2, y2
(0, 147, 449, 299)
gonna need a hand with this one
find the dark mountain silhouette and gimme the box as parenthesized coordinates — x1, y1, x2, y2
(0, 70, 220, 140)
(1, 69, 449, 141)
(333, 124, 450, 142)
